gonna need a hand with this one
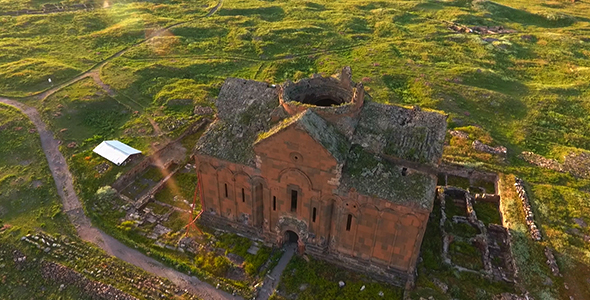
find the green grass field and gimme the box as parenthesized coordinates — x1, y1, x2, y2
(0, 104, 74, 238)
(1, 0, 590, 299)
(0, 105, 200, 300)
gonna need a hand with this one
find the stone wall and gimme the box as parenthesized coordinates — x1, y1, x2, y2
(112, 119, 210, 191)
(195, 120, 431, 287)
(514, 177, 542, 241)
(438, 162, 499, 193)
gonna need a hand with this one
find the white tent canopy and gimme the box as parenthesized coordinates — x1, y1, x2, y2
(93, 140, 141, 166)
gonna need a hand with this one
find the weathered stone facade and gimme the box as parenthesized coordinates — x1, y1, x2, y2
(193, 67, 447, 287)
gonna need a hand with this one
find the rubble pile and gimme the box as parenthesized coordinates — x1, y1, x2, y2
(520, 151, 563, 172)
(563, 151, 590, 178)
(448, 23, 517, 35)
(472, 140, 507, 155)
(493, 293, 530, 300)
(41, 262, 138, 300)
(22, 232, 197, 299)
(514, 178, 542, 241)
(544, 247, 562, 277)
(449, 130, 469, 139)
(521, 150, 590, 178)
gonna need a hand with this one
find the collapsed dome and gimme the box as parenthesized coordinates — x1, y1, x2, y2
(277, 67, 366, 136)
(282, 76, 354, 107)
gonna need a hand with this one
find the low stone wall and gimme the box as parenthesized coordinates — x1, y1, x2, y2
(438, 162, 499, 193)
(513, 177, 542, 241)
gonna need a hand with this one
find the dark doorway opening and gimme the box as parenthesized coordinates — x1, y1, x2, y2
(285, 230, 299, 244)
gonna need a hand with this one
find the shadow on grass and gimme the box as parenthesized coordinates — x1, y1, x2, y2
(460, 70, 528, 96)
(394, 12, 422, 24)
(217, 6, 285, 22)
(476, 1, 576, 28)
(359, 1, 402, 10)
(172, 25, 229, 40)
(304, 2, 326, 11)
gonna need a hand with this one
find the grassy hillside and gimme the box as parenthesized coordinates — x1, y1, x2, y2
(1, 0, 589, 299)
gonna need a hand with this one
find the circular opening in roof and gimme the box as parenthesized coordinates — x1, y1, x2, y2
(282, 77, 354, 108)
(301, 95, 342, 107)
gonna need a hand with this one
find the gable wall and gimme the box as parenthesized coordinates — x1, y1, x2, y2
(254, 126, 342, 241)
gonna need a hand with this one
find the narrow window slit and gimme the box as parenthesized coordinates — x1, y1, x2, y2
(291, 190, 298, 212)
(346, 214, 352, 231)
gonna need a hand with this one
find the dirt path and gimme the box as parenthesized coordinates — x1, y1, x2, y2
(30, 0, 223, 102)
(255, 244, 296, 300)
(0, 97, 240, 300)
(85, 70, 165, 137)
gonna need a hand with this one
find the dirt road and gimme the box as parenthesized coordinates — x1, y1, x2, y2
(0, 97, 239, 300)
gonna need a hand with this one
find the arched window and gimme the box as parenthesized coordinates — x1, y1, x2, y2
(312, 207, 317, 223)
(224, 183, 228, 198)
(242, 188, 245, 202)
(273, 196, 276, 211)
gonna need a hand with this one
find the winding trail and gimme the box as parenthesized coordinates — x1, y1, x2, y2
(29, 0, 223, 102)
(0, 96, 240, 300)
(0, 1, 240, 299)
(0, 1, 291, 298)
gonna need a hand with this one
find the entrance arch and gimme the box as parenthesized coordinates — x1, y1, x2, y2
(285, 230, 299, 244)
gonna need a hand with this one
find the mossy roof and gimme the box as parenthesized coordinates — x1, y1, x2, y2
(337, 145, 437, 209)
(195, 78, 279, 166)
(351, 101, 447, 165)
(195, 78, 445, 209)
(255, 110, 349, 164)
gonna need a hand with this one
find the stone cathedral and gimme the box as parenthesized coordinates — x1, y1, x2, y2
(193, 67, 447, 286)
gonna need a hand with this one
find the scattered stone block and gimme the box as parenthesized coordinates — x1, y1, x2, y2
(247, 242, 260, 255)
(449, 130, 469, 139)
(573, 218, 588, 228)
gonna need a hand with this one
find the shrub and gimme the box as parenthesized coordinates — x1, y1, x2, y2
(95, 186, 116, 201)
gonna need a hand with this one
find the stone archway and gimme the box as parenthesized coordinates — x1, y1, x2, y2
(275, 216, 308, 254)
(285, 230, 299, 244)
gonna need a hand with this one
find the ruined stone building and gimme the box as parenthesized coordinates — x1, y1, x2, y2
(193, 67, 447, 286)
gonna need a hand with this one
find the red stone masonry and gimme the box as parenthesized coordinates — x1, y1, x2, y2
(194, 67, 447, 287)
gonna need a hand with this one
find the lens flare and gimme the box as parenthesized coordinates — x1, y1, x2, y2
(146, 28, 178, 56)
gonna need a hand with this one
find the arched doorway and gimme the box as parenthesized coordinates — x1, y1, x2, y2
(285, 230, 299, 244)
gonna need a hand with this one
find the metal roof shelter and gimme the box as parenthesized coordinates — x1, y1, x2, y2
(93, 140, 141, 166)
